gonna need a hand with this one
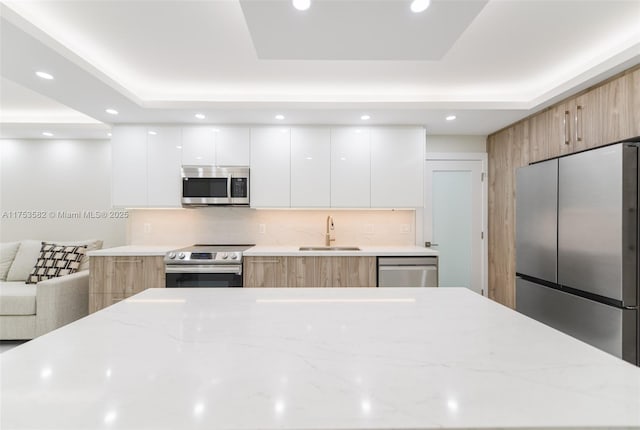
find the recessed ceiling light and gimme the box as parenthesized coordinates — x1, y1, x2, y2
(446, 115, 457, 121)
(275, 114, 285, 120)
(41, 131, 53, 137)
(176, 146, 183, 149)
(35, 71, 54, 80)
(360, 114, 371, 120)
(105, 108, 118, 115)
(212, 128, 220, 132)
(292, 0, 311, 11)
(148, 131, 157, 135)
(107, 132, 112, 137)
(195, 113, 205, 120)
(410, 0, 431, 13)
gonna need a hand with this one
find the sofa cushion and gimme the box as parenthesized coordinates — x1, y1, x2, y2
(6, 240, 41, 281)
(6, 239, 102, 281)
(26, 243, 87, 284)
(56, 239, 103, 271)
(0, 282, 36, 315)
(0, 242, 20, 281)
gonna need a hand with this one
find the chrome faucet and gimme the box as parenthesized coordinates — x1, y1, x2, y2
(325, 215, 335, 246)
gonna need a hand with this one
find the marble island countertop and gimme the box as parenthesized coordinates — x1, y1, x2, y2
(2, 288, 639, 430)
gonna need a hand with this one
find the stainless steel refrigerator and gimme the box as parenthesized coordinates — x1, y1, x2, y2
(515, 142, 639, 365)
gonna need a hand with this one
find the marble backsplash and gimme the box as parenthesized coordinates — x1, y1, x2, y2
(127, 208, 416, 246)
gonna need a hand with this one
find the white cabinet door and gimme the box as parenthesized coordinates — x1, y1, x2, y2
(291, 127, 330, 207)
(370, 127, 424, 208)
(112, 126, 148, 207)
(147, 127, 182, 207)
(250, 127, 290, 207)
(216, 127, 250, 166)
(331, 127, 371, 207)
(182, 127, 216, 165)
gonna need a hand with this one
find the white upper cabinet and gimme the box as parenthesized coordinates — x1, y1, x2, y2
(291, 127, 330, 207)
(216, 127, 250, 166)
(250, 127, 291, 208)
(331, 127, 371, 208)
(112, 126, 148, 207)
(182, 127, 216, 165)
(147, 127, 182, 207)
(370, 127, 424, 208)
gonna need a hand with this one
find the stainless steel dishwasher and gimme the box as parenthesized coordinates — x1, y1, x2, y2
(377, 257, 438, 287)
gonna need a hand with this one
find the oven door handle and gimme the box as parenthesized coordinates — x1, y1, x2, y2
(165, 265, 242, 275)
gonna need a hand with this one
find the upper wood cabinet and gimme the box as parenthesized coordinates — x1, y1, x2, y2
(182, 127, 216, 165)
(250, 127, 291, 208)
(331, 127, 371, 208)
(370, 127, 424, 208)
(112, 125, 182, 208)
(216, 127, 250, 166)
(632, 68, 640, 137)
(598, 76, 634, 145)
(290, 127, 331, 207)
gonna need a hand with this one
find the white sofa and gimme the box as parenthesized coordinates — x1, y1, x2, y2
(0, 239, 102, 340)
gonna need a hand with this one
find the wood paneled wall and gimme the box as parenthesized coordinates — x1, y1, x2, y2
(487, 64, 640, 308)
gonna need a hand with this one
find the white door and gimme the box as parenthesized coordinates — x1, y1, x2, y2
(424, 160, 485, 295)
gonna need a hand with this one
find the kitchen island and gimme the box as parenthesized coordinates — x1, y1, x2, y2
(2, 288, 639, 429)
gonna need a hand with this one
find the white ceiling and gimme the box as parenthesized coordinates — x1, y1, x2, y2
(0, 0, 639, 138)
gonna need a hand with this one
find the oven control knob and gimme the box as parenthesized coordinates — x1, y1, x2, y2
(168, 252, 176, 259)
(222, 253, 229, 259)
(231, 254, 238, 260)
(178, 252, 186, 259)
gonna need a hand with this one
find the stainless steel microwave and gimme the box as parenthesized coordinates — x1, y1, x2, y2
(181, 166, 250, 206)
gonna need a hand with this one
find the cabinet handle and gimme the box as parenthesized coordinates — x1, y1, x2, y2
(249, 259, 281, 264)
(575, 105, 583, 142)
(564, 110, 570, 145)
(114, 259, 143, 264)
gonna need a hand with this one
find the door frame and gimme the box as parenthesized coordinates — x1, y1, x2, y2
(424, 152, 488, 296)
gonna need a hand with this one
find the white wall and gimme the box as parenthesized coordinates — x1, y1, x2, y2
(128, 208, 416, 247)
(426, 135, 487, 153)
(0, 139, 126, 247)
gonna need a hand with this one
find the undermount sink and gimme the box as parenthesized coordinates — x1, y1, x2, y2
(299, 246, 361, 251)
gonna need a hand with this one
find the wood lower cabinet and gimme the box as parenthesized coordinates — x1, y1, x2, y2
(244, 256, 376, 288)
(89, 256, 165, 313)
(243, 256, 288, 287)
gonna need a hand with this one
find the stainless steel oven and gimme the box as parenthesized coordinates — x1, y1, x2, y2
(181, 166, 249, 206)
(164, 245, 253, 288)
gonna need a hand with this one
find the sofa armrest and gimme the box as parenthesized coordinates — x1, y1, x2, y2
(35, 271, 89, 336)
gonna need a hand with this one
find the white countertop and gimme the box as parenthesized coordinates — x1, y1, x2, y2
(88, 245, 438, 257)
(2, 288, 639, 430)
(87, 245, 185, 257)
(244, 245, 438, 257)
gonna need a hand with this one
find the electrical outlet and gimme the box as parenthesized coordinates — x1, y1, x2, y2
(143, 223, 152, 233)
(401, 224, 410, 233)
(259, 224, 266, 234)
(365, 224, 374, 234)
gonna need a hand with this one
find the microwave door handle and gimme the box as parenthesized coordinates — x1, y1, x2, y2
(227, 174, 232, 202)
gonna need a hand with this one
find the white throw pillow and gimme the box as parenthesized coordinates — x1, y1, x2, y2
(56, 239, 103, 271)
(6, 240, 42, 281)
(0, 242, 21, 281)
